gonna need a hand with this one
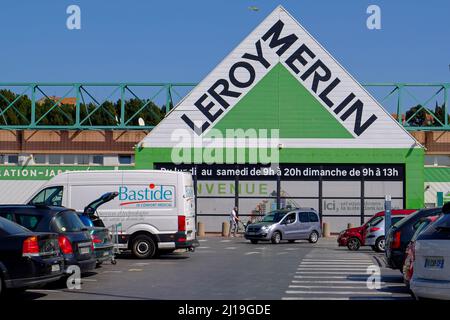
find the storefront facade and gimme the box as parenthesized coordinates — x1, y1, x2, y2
(135, 6, 424, 232)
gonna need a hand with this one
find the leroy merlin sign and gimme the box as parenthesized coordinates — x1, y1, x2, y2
(144, 6, 417, 150)
(182, 19, 377, 137)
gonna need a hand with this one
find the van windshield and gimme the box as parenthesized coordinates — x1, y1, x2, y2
(30, 186, 63, 206)
(261, 210, 289, 223)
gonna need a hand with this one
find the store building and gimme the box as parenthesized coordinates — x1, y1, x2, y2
(135, 6, 424, 232)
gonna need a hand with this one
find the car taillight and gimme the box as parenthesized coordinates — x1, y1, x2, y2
(91, 234, 102, 244)
(23, 236, 40, 256)
(58, 235, 73, 254)
(370, 227, 381, 232)
(391, 231, 401, 249)
(406, 243, 416, 280)
(178, 215, 186, 232)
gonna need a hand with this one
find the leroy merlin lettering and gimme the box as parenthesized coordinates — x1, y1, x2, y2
(182, 20, 377, 136)
(118, 184, 174, 207)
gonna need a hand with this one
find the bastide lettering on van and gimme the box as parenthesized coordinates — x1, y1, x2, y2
(181, 19, 378, 137)
(118, 184, 175, 207)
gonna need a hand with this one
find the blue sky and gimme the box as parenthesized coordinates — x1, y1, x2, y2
(0, 0, 448, 84)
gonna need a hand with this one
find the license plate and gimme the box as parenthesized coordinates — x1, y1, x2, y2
(247, 232, 256, 235)
(51, 264, 60, 272)
(103, 251, 109, 256)
(79, 247, 90, 255)
(425, 257, 445, 269)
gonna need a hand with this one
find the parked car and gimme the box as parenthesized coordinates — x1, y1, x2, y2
(0, 205, 96, 274)
(338, 209, 416, 251)
(385, 207, 442, 270)
(244, 208, 321, 244)
(364, 210, 416, 252)
(77, 192, 118, 266)
(403, 214, 441, 287)
(410, 211, 450, 300)
(26, 170, 199, 259)
(0, 216, 64, 295)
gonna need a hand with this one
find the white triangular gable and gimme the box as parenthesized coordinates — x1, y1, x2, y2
(140, 6, 419, 149)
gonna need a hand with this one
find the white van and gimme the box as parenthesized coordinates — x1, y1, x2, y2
(25, 170, 198, 258)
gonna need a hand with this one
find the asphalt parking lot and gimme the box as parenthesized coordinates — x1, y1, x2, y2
(12, 236, 412, 300)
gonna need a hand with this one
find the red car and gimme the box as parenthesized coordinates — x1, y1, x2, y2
(338, 209, 417, 251)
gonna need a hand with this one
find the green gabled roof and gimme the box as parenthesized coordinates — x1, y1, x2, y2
(425, 167, 450, 182)
(210, 63, 353, 139)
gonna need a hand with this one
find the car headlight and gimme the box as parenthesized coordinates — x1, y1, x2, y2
(261, 225, 270, 232)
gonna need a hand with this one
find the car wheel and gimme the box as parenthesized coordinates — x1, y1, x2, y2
(347, 237, 361, 251)
(374, 237, 385, 252)
(308, 231, 319, 243)
(250, 240, 258, 244)
(132, 235, 157, 259)
(271, 232, 281, 244)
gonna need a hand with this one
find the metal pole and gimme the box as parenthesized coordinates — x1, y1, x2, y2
(384, 195, 392, 235)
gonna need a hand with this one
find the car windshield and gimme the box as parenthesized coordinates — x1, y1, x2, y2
(261, 210, 289, 223)
(393, 209, 439, 229)
(417, 214, 450, 240)
(53, 211, 86, 232)
(0, 216, 31, 235)
(411, 220, 431, 242)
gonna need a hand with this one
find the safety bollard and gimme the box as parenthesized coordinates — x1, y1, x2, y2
(347, 223, 354, 229)
(322, 222, 330, 238)
(222, 221, 230, 237)
(197, 222, 205, 237)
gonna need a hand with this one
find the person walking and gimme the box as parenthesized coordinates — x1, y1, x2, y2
(228, 206, 240, 237)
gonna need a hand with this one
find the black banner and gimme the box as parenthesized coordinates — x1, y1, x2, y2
(154, 163, 404, 181)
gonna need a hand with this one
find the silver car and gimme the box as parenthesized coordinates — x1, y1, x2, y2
(244, 208, 322, 244)
(365, 214, 407, 252)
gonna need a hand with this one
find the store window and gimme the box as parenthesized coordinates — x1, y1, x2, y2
(78, 155, 90, 165)
(119, 155, 132, 165)
(7, 155, 18, 164)
(34, 154, 46, 164)
(48, 154, 61, 165)
(62, 154, 76, 164)
(92, 155, 104, 165)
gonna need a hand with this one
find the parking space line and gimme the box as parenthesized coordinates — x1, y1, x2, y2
(297, 268, 369, 271)
(128, 268, 143, 272)
(285, 290, 392, 295)
(289, 285, 377, 289)
(197, 246, 211, 249)
(294, 275, 368, 279)
(224, 247, 237, 250)
(295, 271, 368, 274)
(245, 252, 260, 255)
(220, 240, 232, 243)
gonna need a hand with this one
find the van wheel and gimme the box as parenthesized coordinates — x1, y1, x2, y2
(309, 231, 319, 243)
(374, 237, 385, 252)
(271, 231, 281, 244)
(250, 240, 258, 244)
(347, 237, 361, 251)
(132, 235, 156, 259)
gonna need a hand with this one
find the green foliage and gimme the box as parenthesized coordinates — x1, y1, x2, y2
(405, 102, 448, 127)
(0, 89, 166, 127)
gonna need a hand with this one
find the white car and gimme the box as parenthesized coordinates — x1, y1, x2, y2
(410, 212, 450, 300)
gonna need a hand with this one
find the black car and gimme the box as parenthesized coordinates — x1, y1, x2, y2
(77, 192, 118, 265)
(385, 207, 442, 270)
(0, 216, 64, 295)
(0, 205, 96, 274)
